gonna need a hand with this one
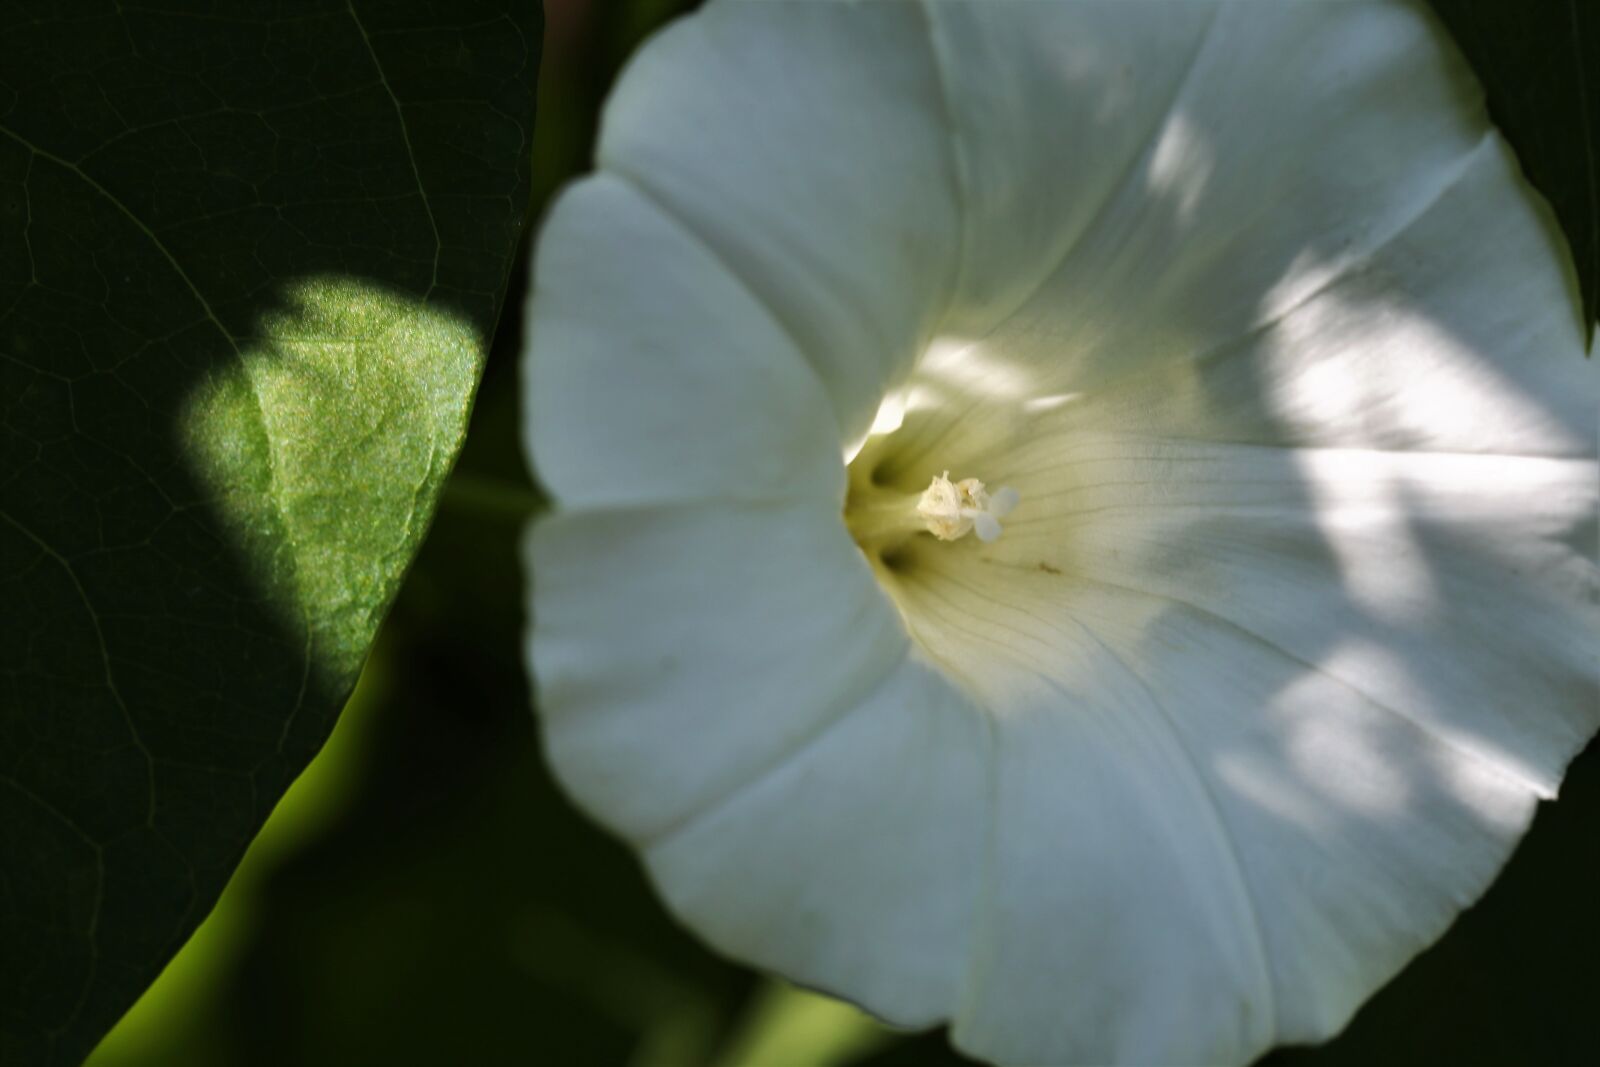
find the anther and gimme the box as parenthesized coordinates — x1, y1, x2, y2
(917, 471, 1019, 543)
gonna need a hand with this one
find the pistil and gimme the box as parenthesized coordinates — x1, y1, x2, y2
(846, 471, 1019, 555)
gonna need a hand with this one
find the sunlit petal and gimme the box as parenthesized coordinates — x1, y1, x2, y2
(524, 3, 1600, 1065)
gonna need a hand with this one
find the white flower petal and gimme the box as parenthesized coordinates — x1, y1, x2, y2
(937, 583, 1541, 1062)
(922, 0, 1222, 334)
(645, 653, 990, 1029)
(1064, 135, 1596, 458)
(983, 437, 1599, 794)
(894, 1, 1591, 481)
(596, 0, 959, 444)
(526, 174, 844, 508)
(525, 2, 1600, 1065)
(930, 1, 1489, 368)
(527, 501, 908, 842)
(893, 434, 1592, 1058)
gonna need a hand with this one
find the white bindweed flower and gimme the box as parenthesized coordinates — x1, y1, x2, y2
(522, 2, 1599, 1064)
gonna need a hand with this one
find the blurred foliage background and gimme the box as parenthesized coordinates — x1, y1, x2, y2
(84, 1, 1597, 1064)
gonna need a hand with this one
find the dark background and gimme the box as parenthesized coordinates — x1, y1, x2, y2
(85, 1, 1600, 1064)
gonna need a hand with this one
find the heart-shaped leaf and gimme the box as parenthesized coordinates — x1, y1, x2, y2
(0, 3, 539, 1061)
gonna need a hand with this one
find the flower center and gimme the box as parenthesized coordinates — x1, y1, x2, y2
(846, 467, 1018, 557)
(919, 472, 1020, 543)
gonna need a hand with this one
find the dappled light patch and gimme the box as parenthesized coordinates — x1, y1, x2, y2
(524, 4, 1598, 1066)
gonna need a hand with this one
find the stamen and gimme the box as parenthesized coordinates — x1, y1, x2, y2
(916, 471, 1019, 543)
(846, 471, 1020, 553)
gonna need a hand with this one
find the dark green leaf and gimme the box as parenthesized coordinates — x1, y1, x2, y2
(0, 2, 539, 1062)
(1430, 0, 1600, 348)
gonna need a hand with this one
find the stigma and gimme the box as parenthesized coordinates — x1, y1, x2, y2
(917, 471, 1019, 543)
